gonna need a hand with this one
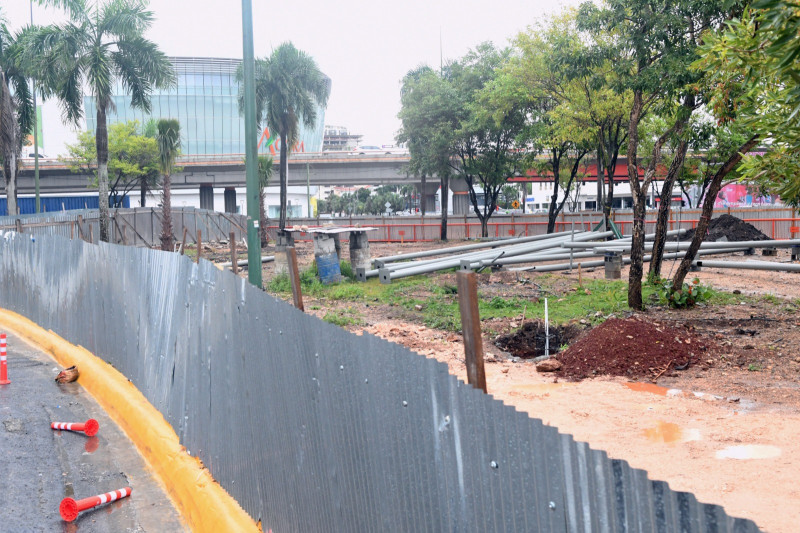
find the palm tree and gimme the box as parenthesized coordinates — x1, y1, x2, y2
(27, 0, 174, 241)
(0, 11, 34, 216)
(257, 155, 273, 247)
(156, 118, 180, 251)
(239, 42, 329, 231)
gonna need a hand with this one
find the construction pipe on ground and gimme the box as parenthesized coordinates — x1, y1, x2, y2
(372, 230, 575, 266)
(361, 231, 591, 280)
(695, 260, 800, 272)
(563, 238, 800, 251)
(220, 255, 275, 269)
(509, 248, 749, 273)
(377, 231, 614, 283)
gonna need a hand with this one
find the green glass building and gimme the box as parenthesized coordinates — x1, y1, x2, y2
(85, 57, 328, 155)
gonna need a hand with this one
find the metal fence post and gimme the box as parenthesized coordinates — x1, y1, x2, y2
(286, 246, 304, 312)
(456, 270, 487, 393)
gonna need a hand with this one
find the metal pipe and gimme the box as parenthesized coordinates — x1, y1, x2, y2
(220, 255, 275, 269)
(510, 248, 748, 273)
(563, 238, 800, 250)
(373, 230, 575, 266)
(695, 260, 800, 272)
(379, 232, 613, 283)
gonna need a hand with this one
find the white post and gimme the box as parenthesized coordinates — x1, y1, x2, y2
(544, 298, 550, 357)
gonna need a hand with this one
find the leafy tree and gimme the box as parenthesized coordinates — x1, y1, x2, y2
(156, 119, 180, 251)
(240, 42, 329, 231)
(27, 0, 174, 241)
(449, 44, 526, 238)
(577, 0, 734, 309)
(500, 185, 519, 209)
(398, 66, 458, 239)
(257, 155, 273, 246)
(355, 187, 371, 203)
(62, 121, 159, 208)
(0, 10, 33, 215)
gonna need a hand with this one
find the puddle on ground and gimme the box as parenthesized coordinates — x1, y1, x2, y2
(642, 421, 701, 444)
(625, 382, 669, 396)
(716, 444, 781, 460)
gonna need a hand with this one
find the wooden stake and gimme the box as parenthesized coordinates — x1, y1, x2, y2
(89, 224, 93, 243)
(230, 232, 238, 275)
(15, 219, 23, 234)
(196, 230, 202, 262)
(180, 227, 188, 255)
(286, 246, 304, 312)
(456, 270, 487, 393)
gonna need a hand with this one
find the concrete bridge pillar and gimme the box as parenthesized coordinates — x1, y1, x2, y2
(449, 178, 471, 215)
(199, 185, 214, 211)
(224, 188, 237, 213)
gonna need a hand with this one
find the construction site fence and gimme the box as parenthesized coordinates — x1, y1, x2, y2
(0, 207, 246, 248)
(0, 233, 759, 532)
(286, 206, 800, 242)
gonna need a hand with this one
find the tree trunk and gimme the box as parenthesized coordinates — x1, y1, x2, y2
(96, 104, 110, 242)
(649, 137, 690, 280)
(547, 156, 561, 234)
(1, 74, 19, 216)
(160, 173, 173, 251)
(3, 153, 18, 216)
(440, 175, 449, 241)
(627, 90, 646, 310)
(259, 187, 268, 247)
(596, 147, 604, 213)
(419, 174, 427, 215)
(672, 135, 759, 288)
(140, 177, 147, 207)
(279, 133, 288, 230)
(480, 216, 488, 238)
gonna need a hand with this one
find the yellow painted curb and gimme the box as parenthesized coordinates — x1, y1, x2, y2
(0, 309, 260, 533)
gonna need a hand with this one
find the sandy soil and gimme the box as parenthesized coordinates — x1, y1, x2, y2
(214, 237, 800, 532)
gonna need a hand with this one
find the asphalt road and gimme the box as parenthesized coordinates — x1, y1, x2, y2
(0, 331, 186, 532)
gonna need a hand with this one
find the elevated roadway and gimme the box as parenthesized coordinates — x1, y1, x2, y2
(16, 152, 419, 194)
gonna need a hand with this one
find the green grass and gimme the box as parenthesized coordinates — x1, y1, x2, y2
(267, 263, 752, 333)
(322, 307, 364, 327)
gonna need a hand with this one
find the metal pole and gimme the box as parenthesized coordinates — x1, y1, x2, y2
(241, 0, 262, 288)
(544, 298, 549, 358)
(31, 1, 41, 213)
(456, 271, 487, 393)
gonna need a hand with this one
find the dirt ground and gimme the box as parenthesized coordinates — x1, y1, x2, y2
(213, 236, 800, 532)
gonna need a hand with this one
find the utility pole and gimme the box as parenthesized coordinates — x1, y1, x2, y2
(31, 1, 40, 213)
(241, 0, 262, 288)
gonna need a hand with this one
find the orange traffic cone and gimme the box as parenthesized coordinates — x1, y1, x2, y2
(60, 487, 132, 522)
(0, 333, 9, 385)
(51, 419, 99, 437)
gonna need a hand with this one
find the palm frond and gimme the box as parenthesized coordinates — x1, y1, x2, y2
(100, 0, 153, 40)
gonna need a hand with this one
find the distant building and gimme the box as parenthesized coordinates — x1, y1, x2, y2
(322, 125, 362, 151)
(84, 57, 329, 155)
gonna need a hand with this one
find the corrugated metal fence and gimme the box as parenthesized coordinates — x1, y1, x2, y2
(0, 207, 246, 247)
(0, 233, 760, 532)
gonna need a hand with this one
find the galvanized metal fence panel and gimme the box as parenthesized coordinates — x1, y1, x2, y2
(0, 232, 760, 532)
(0, 207, 246, 246)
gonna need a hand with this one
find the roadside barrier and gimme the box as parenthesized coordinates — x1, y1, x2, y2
(0, 332, 9, 385)
(51, 419, 99, 437)
(59, 487, 132, 522)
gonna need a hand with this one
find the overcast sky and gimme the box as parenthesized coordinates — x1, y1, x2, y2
(4, 0, 579, 154)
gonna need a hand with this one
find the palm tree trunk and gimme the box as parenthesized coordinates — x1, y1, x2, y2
(160, 173, 173, 251)
(96, 103, 111, 242)
(259, 187, 268, 247)
(279, 133, 288, 230)
(1, 76, 19, 216)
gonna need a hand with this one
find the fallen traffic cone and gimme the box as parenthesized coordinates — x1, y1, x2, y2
(59, 486, 132, 522)
(51, 419, 100, 437)
(0, 333, 9, 385)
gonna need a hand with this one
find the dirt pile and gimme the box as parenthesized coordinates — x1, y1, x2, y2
(680, 214, 769, 242)
(495, 320, 585, 359)
(556, 317, 713, 380)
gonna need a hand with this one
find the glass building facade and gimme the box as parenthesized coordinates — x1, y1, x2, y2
(85, 57, 328, 155)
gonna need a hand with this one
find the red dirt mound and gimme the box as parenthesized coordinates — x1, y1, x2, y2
(556, 317, 713, 381)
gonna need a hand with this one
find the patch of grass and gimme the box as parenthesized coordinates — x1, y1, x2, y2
(323, 307, 364, 328)
(761, 293, 784, 305)
(747, 363, 762, 372)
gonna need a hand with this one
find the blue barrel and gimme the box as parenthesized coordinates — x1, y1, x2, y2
(316, 252, 342, 284)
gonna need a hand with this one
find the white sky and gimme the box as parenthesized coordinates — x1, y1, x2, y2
(4, 0, 579, 155)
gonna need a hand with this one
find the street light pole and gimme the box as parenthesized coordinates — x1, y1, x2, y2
(241, 0, 262, 288)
